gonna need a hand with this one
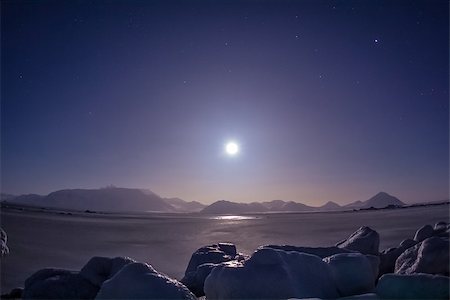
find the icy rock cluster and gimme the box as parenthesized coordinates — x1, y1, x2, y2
(204, 249, 378, 299)
(201, 223, 449, 299)
(21, 256, 195, 300)
(13, 221, 450, 300)
(181, 242, 247, 296)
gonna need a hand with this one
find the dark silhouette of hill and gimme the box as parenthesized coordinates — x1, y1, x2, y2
(7, 188, 204, 212)
(164, 198, 206, 212)
(345, 192, 404, 209)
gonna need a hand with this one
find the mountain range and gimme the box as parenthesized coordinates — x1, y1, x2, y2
(200, 192, 404, 214)
(2, 188, 206, 213)
(2, 189, 404, 214)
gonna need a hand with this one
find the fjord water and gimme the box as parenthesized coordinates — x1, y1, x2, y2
(1, 205, 448, 292)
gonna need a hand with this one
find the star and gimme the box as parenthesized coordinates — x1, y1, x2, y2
(374, 39, 379, 43)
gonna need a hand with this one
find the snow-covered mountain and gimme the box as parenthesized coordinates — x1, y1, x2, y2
(6, 188, 204, 213)
(5, 189, 404, 214)
(200, 192, 404, 214)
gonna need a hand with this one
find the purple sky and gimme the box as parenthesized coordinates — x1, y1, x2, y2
(2, 0, 448, 205)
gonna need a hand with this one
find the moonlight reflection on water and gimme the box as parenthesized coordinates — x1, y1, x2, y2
(211, 215, 259, 221)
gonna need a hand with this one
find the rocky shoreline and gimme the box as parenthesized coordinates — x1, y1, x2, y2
(1, 222, 449, 299)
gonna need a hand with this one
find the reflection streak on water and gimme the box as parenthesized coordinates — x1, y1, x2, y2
(211, 215, 258, 221)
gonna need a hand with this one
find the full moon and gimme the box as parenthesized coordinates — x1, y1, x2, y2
(225, 142, 239, 155)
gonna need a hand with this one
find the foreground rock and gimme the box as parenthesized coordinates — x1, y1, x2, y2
(80, 256, 135, 287)
(336, 226, 380, 255)
(205, 247, 339, 299)
(23, 269, 99, 299)
(376, 273, 450, 299)
(204, 248, 379, 299)
(379, 239, 417, 275)
(181, 243, 245, 296)
(95, 262, 196, 299)
(23, 256, 195, 300)
(324, 253, 379, 296)
(413, 225, 434, 242)
(395, 236, 449, 275)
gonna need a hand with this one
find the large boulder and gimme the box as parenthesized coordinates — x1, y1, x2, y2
(95, 262, 196, 299)
(80, 256, 135, 287)
(375, 273, 450, 299)
(336, 226, 380, 255)
(379, 239, 417, 276)
(181, 243, 244, 296)
(264, 245, 355, 258)
(324, 253, 379, 297)
(23, 268, 99, 299)
(413, 225, 434, 242)
(395, 236, 449, 275)
(204, 247, 340, 299)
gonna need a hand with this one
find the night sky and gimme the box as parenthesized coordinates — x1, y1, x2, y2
(2, 0, 448, 205)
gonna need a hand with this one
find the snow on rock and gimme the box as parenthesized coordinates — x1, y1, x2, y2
(23, 268, 99, 299)
(80, 256, 135, 287)
(336, 226, 380, 255)
(184, 243, 238, 274)
(413, 225, 434, 242)
(433, 221, 450, 238)
(324, 253, 379, 297)
(1, 228, 9, 256)
(95, 262, 196, 299)
(379, 239, 417, 276)
(264, 245, 355, 258)
(204, 247, 340, 299)
(375, 273, 450, 299)
(395, 236, 449, 275)
(181, 243, 245, 296)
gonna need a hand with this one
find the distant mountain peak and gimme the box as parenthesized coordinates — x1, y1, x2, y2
(344, 192, 404, 209)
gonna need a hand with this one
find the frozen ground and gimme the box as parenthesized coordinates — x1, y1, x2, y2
(1, 204, 448, 292)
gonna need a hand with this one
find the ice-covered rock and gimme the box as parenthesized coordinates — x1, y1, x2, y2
(433, 221, 450, 238)
(204, 247, 340, 299)
(1, 228, 9, 256)
(434, 221, 448, 231)
(95, 262, 195, 299)
(80, 256, 135, 286)
(324, 253, 379, 296)
(184, 243, 238, 274)
(264, 245, 355, 258)
(379, 239, 417, 275)
(413, 224, 434, 242)
(375, 273, 450, 299)
(23, 268, 99, 299)
(336, 226, 380, 255)
(181, 243, 244, 296)
(395, 236, 449, 275)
